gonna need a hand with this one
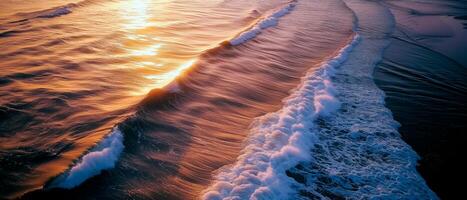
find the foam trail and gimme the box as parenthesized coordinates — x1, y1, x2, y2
(202, 34, 361, 200)
(49, 127, 124, 189)
(229, 1, 296, 46)
(284, 0, 437, 198)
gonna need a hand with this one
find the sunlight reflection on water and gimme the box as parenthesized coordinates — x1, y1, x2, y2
(119, 0, 199, 96)
(122, 0, 154, 30)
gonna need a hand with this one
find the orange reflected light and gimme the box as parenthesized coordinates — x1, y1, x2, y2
(119, 0, 197, 96)
(151, 59, 196, 85)
(130, 43, 162, 56)
(139, 61, 164, 67)
(132, 59, 196, 95)
(122, 0, 154, 30)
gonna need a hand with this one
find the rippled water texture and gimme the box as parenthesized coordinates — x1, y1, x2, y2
(2, 0, 462, 199)
(374, 0, 467, 198)
(1, 0, 353, 198)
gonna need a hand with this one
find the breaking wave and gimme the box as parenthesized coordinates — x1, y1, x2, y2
(203, 34, 361, 200)
(203, 0, 438, 199)
(48, 127, 124, 189)
(229, 1, 297, 46)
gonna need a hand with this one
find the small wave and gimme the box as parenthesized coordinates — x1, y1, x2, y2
(9, 0, 103, 22)
(202, 34, 360, 200)
(13, 3, 77, 20)
(48, 127, 124, 189)
(37, 6, 73, 18)
(229, 1, 297, 46)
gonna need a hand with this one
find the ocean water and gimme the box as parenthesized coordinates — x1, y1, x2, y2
(373, 1, 467, 198)
(0, 0, 464, 199)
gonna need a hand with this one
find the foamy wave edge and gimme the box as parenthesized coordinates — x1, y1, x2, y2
(202, 34, 361, 200)
(48, 127, 124, 189)
(229, 1, 297, 46)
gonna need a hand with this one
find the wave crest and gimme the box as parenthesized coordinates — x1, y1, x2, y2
(229, 1, 296, 46)
(49, 127, 124, 189)
(37, 6, 73, 18)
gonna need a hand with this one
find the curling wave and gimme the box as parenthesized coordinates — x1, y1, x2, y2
(48, 127, 124, 189)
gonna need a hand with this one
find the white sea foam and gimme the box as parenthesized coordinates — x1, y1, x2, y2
(203, 34, 361, 200)
(50, 127, 124, 189)
(204, 0, 438, 198)
(229, 2, 296, 46)
(278, 0, 437, 198)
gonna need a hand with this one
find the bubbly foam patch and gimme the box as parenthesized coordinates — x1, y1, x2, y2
(229, 2, 296, 46)
(202, 34, 361, 200)
(282, 0, 438, 198)
(50, 127, 124, 189)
